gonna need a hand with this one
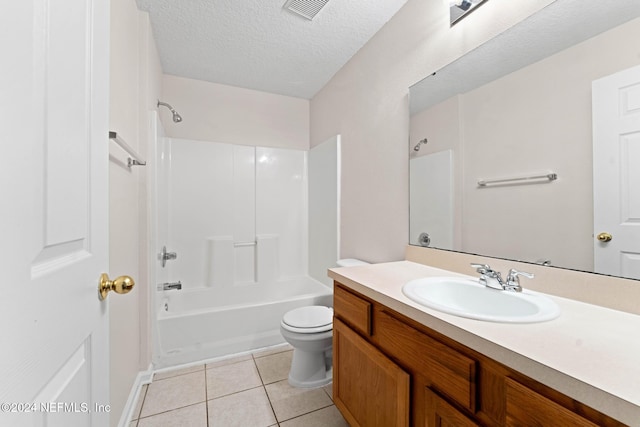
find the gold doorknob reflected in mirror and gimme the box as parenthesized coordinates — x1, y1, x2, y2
(99, 273, 135, 300)
(596, 232, 613, 242)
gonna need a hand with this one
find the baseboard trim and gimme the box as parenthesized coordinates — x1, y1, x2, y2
(118, 364, 154, 427)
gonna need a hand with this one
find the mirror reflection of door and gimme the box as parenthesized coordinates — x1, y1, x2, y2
(592, 64, 640, 279)
(409, 150, 454, 249)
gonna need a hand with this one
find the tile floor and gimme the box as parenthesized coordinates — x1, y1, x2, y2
(129, 345, 348, 427)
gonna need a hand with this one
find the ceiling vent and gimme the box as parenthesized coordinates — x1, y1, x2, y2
(283, 0, 330, 20)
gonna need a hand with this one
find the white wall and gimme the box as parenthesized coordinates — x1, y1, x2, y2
(161, 75, 310, 150)
(109, 0, 162, 425)
(308, 135, 341, 286)
(310, 0, 555, 263)
(462, 16, 640, 271)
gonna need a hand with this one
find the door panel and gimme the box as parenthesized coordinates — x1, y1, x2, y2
(333, 318, 410, 427)
(592, 64, 640, 279)
(0, 0, 110, 426)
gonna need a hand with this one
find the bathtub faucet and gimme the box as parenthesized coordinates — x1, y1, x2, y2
(157, 281, 182, 291)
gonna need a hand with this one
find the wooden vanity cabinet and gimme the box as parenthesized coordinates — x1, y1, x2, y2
(333, 282, 625, 427)
(333, 318, 410, 427)
(504, 378, 600, 427)
(425, 388, 479, 427)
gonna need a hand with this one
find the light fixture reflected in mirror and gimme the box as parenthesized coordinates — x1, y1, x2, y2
(449, 0, 488, 26)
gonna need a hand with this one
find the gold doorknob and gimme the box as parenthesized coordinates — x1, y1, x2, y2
(99, 273, 135, 300)
(596, 232, 613, 242)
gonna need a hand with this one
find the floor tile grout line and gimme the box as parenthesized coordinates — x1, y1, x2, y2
(207, 384, 264, 402)
(137, 401, 207, 421)
(138, 370, 208, 419)
(258, 356, 282, 426)
(132, 384, 149, 421)
(254, 354, 281, 425)
(252, 356, 266, 386)
(277, 403, 337, 424)
(321, 384, 333, 401)
(205, 356, 253, 370)
(253, 356, 283, 426)
(252, 347, 292, 360)
(152, 365, 206, 382)
(253, 350, 293, 386)
(204, 368, 210, 427)
(263, 383, 280, 425)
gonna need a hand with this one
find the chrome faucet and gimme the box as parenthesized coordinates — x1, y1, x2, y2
(470, 263, 504, 290)
(470, 264, 533, 292)
(157, 281, 182, 291)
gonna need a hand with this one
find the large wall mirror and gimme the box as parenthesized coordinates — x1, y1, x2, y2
(409, 0, 640, 280)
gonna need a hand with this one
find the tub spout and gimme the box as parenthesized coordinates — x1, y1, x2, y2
(158, 281, 182, 291)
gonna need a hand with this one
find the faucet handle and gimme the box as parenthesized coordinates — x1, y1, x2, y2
(505, 269, 533, 292)
(507, 269, 534, 281)
(470, 263, 492, 273)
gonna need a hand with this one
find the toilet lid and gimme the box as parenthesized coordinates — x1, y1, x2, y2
(282, 306, 333, 332)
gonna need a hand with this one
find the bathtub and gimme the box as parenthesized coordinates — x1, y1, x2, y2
(155, 276, 333, 367)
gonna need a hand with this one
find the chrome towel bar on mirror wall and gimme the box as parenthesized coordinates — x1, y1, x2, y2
(109, 131, 147, 168)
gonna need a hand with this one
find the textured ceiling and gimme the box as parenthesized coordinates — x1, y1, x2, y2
(136, 0, 408, 99)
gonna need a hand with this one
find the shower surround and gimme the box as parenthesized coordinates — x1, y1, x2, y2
(153, 136, 332, 367)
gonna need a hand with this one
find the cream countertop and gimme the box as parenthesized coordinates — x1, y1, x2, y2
(328, 260, 640, 426)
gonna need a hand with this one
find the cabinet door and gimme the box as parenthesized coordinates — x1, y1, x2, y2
(333, 318, 410, 427)
(425, 388, 480, 427)
(505, 378, 599, 427)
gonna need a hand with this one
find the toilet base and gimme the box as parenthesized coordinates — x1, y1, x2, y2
(288, 347, 333, 388)
(288, 367, 332, 389)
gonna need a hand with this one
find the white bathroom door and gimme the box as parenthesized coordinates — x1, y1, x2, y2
(0, 1, 111, 427)
(592, 64, 640, 279)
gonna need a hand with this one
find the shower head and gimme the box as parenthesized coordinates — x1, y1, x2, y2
(413, 138, 428, 152)
(157, 100, 183, 123)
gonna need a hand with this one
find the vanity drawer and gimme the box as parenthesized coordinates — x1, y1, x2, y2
(425, 388, 479, 427)
(376, 310, 477, 413)
(333, 284, 372, 336)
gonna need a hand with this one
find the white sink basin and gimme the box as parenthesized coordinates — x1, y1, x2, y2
(402, 277, 560, 323)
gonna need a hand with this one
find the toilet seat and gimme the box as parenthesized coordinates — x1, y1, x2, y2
(281, 306, 333, 334)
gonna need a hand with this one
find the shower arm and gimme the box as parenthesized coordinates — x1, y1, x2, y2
(157, 100, 183, 123)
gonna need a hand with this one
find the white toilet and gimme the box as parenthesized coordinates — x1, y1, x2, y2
(280, 258, 369, 388)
